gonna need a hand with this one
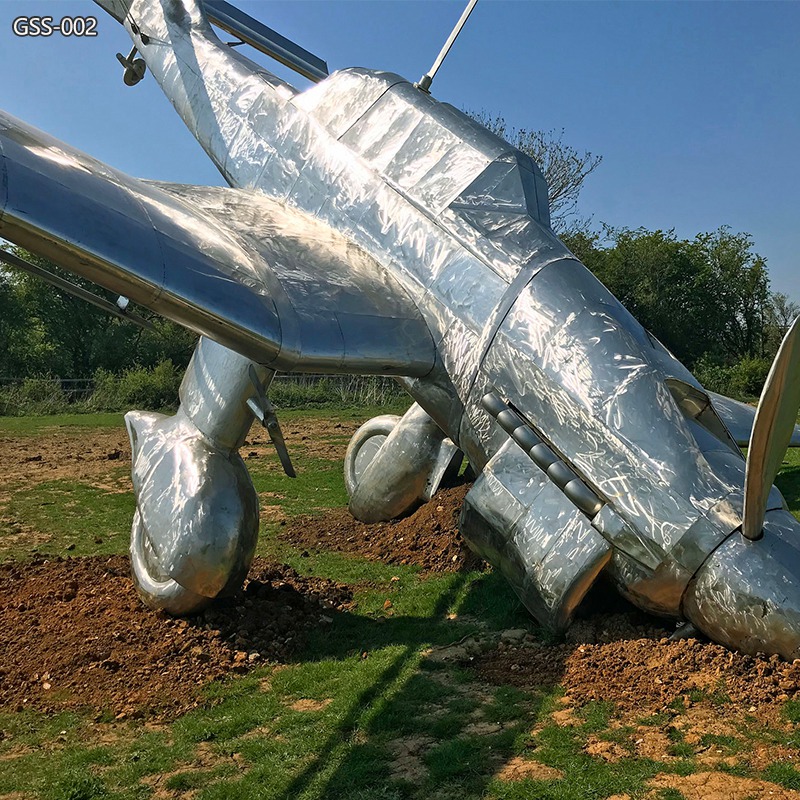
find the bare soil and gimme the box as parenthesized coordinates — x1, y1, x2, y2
(646, 771, 800, 800)
(0, 416, 357, 494)
(475, 608, 800, 724)
(0, 555, 352, 719)
(0, 428, 132, 490)
(4, 413, 800, 787)
(280, 484, 483, 573)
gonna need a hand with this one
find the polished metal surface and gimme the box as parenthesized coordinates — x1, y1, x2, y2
(0, 114, 435, 377)
(347, 403, 462, 523)
(202, 0, 328, 82)
(684, 509, 800, 659)
(0, 248, 153, 330)
(4, 0, 800, 656)
(126, 407, 259, 611)
(126, 338, 262, 613)
(709, 391, 800, 448)
(743, 317, 800, 540)
(460, 439, 611, 631)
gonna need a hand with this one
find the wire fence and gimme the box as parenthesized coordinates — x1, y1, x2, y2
(0, 377, 95, 399)
(0, 373, 409, 416)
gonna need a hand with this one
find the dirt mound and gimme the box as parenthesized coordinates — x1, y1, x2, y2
(280, 484, 483, 573)
(0, 555, 352, 719)
(477, 610, 800, 723)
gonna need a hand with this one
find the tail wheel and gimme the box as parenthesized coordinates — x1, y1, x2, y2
(130, 509, 210, 615)
(344, 414, 401, 498)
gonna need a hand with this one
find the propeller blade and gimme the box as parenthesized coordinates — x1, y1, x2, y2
(743, 316, 800, 540)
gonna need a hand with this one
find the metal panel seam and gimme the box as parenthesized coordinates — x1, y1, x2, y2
(333, 76, 408, 143)
(467, 256, 582, 400)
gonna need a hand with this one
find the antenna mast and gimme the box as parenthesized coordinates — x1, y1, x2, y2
(415, 0, 479, 94)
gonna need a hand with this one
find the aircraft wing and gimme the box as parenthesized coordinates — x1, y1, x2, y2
(709, 391, 800, 448)
(0, 111, 434, 376)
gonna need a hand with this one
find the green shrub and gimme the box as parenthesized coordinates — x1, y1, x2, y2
(270, 375, 406, 409)
(0, 377, 68, 416)
(693, 355, 771, 402)
(729, 357, 771, 399)
(0, 364, 408, 416)
(90, 360, 182, 411)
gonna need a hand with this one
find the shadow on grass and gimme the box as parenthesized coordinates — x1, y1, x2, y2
(265, 571, 556, 800)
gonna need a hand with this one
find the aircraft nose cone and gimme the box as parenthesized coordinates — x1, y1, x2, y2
(684, 508, 800, 659)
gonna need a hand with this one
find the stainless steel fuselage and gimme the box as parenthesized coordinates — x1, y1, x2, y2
(14, 0, 793, 658)
(133, 6, 764, 611)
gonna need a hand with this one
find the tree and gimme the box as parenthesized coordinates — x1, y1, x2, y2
(766, 292, 800, 352)
(687, 228, 771, 362)
(0, 245, 197, 379)
(0, 269, 31, 378)
(593, 227, 721, 365)
(564, 226, 774, 368)
(467, 112, 602, 234)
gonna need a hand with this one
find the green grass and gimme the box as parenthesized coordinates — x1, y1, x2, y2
(0, 412, 126, 435)
(3, 410, 800, 798)
(2, 479, 134, 560)
(249, 458, 349, 519)
(776, 447, 800, 523)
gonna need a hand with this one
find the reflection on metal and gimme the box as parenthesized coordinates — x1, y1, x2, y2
(246, 365, 296, 478)
(125, 338, 261, 611)
(3, 0, 800, 653)
(685, 509, 800, 659)
(480, 391, 604, 518)
(460, 437, 612, 631)
(203, 0, 328, 82)
(743, 318, 800, 541)
(346, 403, 462, 523)
(708, 391, 800, 449)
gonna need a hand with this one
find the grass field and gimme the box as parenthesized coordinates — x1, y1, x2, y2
(2, 410, 800, 800)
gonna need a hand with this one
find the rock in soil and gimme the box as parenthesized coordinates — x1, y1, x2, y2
(280, 484, 483, 573)
(0, 555, 352, 719)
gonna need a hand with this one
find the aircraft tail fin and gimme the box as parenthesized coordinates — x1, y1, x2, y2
(93, 0, 130, 24)
(203, 0, 328, 82)
(95, 0, 327, 83)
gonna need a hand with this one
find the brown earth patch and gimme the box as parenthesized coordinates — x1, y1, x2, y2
(141, 741, 244, 799)
(495, 755, 563, 782)
(475, 609, 800, 725)
(280, 484, 482, 573)
(464, 720, 504, 735)
(584, 735, 630, 762)
(0, 429, 132, 491)
(244, 417, 361, 464)
(632, 725, 675, 761)
(289, 698, 331, 712)
(0, 555, 352, 719)
(475, 603, 800, 770)
(648, 771, 800, 799)
(0, 414, 360, 494)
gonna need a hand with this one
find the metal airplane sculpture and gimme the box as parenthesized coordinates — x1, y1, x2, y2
(1, 0, 800, 659)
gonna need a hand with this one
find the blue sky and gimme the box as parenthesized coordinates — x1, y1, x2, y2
(1, 0, 797, 300)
